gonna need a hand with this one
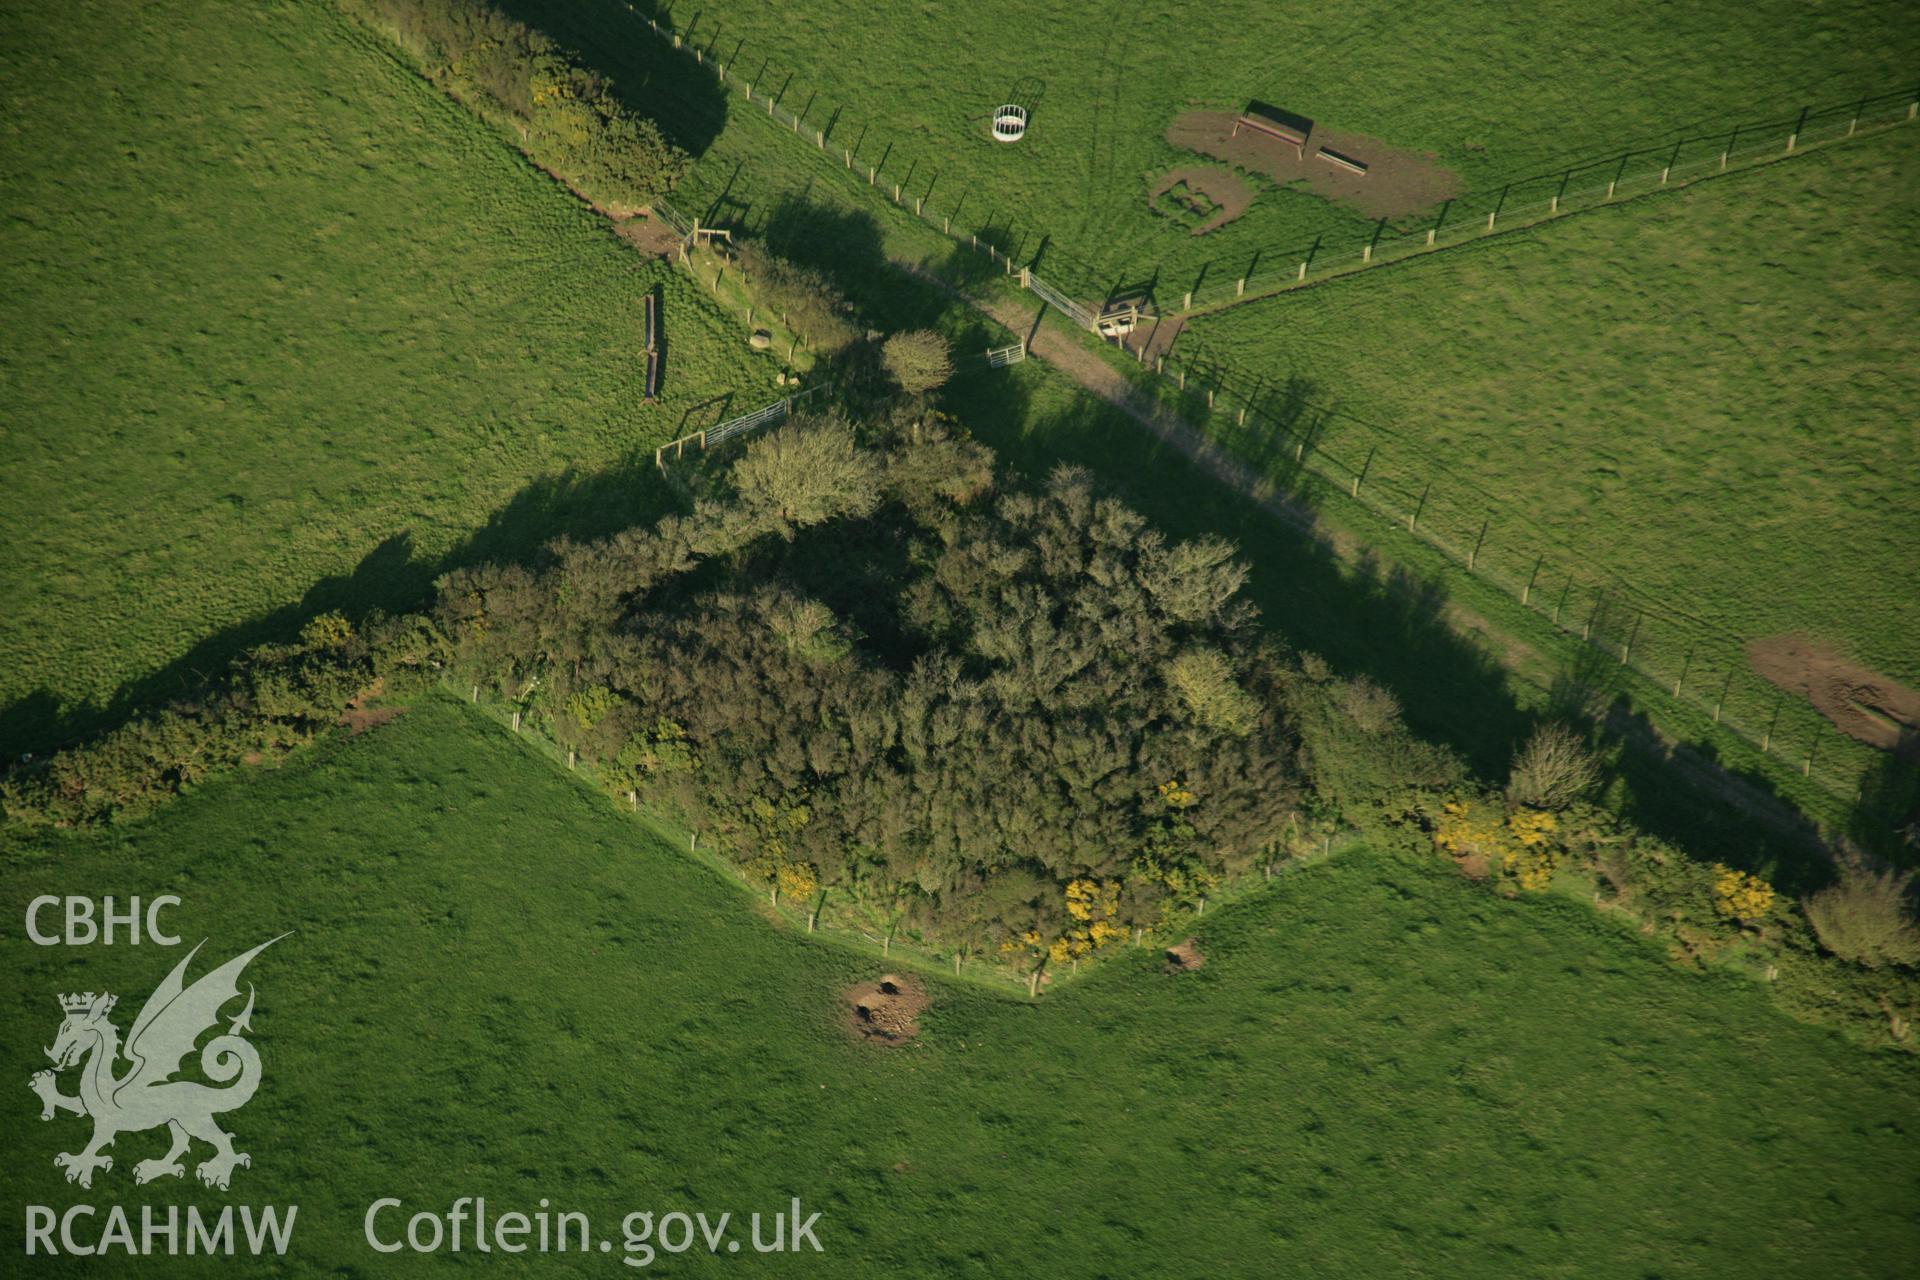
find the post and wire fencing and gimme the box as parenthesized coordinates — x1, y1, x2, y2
(1170, 87, 1920, 315)
(628, 4, 1099, 329)
(629, 8, 1897, 807)
(631, 1, 1916, 333)
(1129, 345, 1878, 811)
(654, 386, 824, 471)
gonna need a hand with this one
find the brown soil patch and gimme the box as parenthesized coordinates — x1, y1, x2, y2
(1166, 111, 1462, 221)
(339, 679, 407, 736)
(1453, 853, 1492, 881)
(1126, 312, 1186, 362)
(1150, 166, 1254, 236)
(843, 974, 928, 1044)
(1164, 937, 1206, 971)
(1746, 634, 1920, 758)
(614, 212, 685, 259)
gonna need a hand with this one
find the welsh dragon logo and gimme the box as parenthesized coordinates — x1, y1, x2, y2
(30, 936, 285, 1190)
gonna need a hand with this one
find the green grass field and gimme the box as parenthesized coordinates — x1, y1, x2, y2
(549, 0, 1920, 296)
(4, 693, 1916, 1276)
(483, 0, 1920, 841)
(0, 0, 786, 757)
(1158, 126, 1920, 817)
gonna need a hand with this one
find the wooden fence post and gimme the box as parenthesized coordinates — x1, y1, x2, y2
(1351, 447, 1374, 497)
(1408, 482, 1429, 532)
(1468, 517, 1489, 570)
(1674, 645, 1693, 697)
(1522, 554, 1542, 604)
(1788, 105, 1809, 152)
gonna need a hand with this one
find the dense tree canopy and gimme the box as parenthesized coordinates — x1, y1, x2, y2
(433, 418, 1304, 956)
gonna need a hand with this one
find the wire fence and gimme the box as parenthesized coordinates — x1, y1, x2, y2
(632, 4, 1915, 330)
(1174, 89, 1920, 313)
(654, 386, 824, 471)
(630, 6, 1903, 810)
(1129, 341, 1879, 809)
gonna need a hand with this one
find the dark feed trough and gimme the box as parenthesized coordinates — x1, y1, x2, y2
(1316, 146, 1368, 175)
(643, 292, 662, 400)
(1233, 100, 1313, 157)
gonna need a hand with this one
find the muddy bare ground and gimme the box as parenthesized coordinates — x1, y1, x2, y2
(1747, 634, 1920, 758)
(1150, 166, 1255, 235)
(844, 974, 928, 1044)
(615, 211, 685, 258)
(339, 678, 407, 736)
(1167, 111, 1461, 222)
(1164, 937, 1206, 971)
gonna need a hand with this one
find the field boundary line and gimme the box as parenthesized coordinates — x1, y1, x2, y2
(886, 259, 1842, 841)
(629, 7, 1882, 817)
(628, 6, 1915, 321)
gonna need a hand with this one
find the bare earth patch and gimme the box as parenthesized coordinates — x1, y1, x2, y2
(1150, 166, 1254, 235)
(1166, 111, 1462, 221)
(1164, 937, 1206, 972)
(339, 678, 407, 736)
(1746, 634, 1920, 758)
(614, 212, 684, 259)
(843, 974, 928, 1044)
(1453, 853, 1492, 881)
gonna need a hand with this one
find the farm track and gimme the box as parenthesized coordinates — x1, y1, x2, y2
(886, 258, 1825, 846)
(620, 11, 1857, 845)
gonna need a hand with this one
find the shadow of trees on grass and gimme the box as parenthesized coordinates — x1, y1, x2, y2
(0, 465, 683, 763)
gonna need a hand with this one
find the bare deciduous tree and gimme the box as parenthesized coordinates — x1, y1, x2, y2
(1806, 862, 1920, 969)
(1506, 722, 1598, 810)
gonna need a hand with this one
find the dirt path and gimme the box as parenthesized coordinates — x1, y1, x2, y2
(898, 262, 1826, 844)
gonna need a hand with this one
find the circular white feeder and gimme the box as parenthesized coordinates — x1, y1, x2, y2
(991, 104, 1028, 143)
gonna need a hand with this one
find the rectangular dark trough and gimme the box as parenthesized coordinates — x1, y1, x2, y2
(1235, 100, 1313, 150)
